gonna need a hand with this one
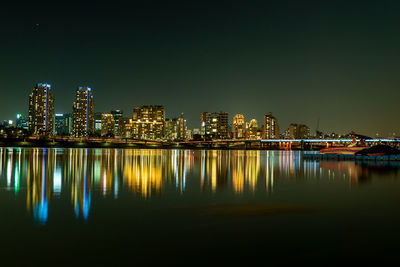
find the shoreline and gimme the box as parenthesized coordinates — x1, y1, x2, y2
(0, 138, 323, 151)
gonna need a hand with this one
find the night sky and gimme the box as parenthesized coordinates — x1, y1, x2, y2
(1, 1, 400, 137)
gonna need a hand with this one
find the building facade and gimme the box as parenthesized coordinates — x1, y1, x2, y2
(263, 112, 279, 139)
(233, 114, 245, 139)
(118, 117, 133, 138)
(164, 115, 187, 141)
(28, 83, 55, 135)
(16, 114, 29, 130)
(287, 123, 310, 139)
(200, 112, 229, 139)
(246, 119, 258, 139)
(72, 86, 94, 137)
(110, 110, 123, 136)
(94, 112, 102, 135)
(55, 113, 72, 136)
(132, 105, 164, 140)
(101, 113, 115, 137)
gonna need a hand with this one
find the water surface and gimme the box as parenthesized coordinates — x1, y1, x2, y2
(1, 148, 399, 265)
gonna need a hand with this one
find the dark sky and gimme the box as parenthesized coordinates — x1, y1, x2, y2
(1, 0, 400, 137)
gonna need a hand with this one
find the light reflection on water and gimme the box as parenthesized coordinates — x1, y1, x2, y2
(0, 147, 399, 225)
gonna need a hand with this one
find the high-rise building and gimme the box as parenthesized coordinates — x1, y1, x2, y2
(164, 114, 187, 141)
(233, 114, 245, 139)
(192, 128, 201, 135)
(55, 113, 72, 136)
(164, 118, 177, 140)
(110, 110, 123, 136)
(246, 119, 258, 139)
(200, 112, 208, 136)
(186, 129, 192, 140)
(72, 86, 94, 137)
(200, 112, 228, 139)
(263, 112, 279, 139)
(118, 117, 133, 138)
(176, 115, 187, 140)
(287, 123, 310, 139)
(101, 113, 115, 137)
(132, 105, 164, 140)
(94, 112, 102, 135)
(28, 83, 55, 135)
(16, 114, 29, 130)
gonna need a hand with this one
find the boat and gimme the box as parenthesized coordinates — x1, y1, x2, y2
(319, 138, 369, 155)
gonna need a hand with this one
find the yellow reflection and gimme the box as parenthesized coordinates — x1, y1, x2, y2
(123, 150, 163, 198)
(200, 150, 229, 192)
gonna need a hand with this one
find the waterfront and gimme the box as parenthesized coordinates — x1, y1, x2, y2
(1, 148, 400, 265)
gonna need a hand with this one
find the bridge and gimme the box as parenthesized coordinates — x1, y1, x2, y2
(14, 137, 399, 150)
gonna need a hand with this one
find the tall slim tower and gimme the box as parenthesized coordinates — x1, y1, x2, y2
(233, 114, 245, 139)
(72, 86, 94, 137)
(28, 83, 55, 135)
(263, 112, 279, 139)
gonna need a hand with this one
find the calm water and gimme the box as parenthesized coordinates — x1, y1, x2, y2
(1, 147, 400, 265)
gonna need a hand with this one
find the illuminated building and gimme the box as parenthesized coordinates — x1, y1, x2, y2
(186, 129, 192, 140)
(101, 113, 115, 137)
(2, 120, 14, 128)
(263, 112, 279, 139)
(200, 112, 207, 136)
(16, 114, 29, 130)
(132, 105, 164, 140)
(176, 116, 187, 140)
(193, 128, 201, 135)
(200, 112, 228, 139)
(55, 113, 72, 136)
(28, 83, 55, 135)
(246, 119, 258, 139)
(164, 118, 177, 140)
(287, 123, 310, 139)
(118, 117, 133, 138)
(233, 114, 245, 139)
(94, 112, 102, 135)
(110, 109, 123, 136)
(164, 115, 187, 141)
(72, 86, 94, 137)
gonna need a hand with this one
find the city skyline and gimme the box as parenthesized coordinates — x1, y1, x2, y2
(1, 1, 400, 137)
(1, 81, 398, 138)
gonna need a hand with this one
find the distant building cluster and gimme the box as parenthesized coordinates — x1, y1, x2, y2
(1, 82, 323, 140)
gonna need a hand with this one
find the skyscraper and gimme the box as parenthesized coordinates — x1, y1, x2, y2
(72, 86, 94, 137)
(200, 112, 228, 139)
(233, 114, 245, 139)
(176, 115, 187, 140)
(110, 110, 123, 136)
(287, 123, 310, 139)
(263, 112, 279, 139)
(164, 114, 187, 141)
(16, 114, 29, 130)
(118, 117, 133, 138)
(132, 105, 164, 140)
(101, 113, 115, 137)
(28, 83, 55, 135)
(55, 113, 72, 136)
(246, 119, 258, 139)
(94, 112, 102, 135)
